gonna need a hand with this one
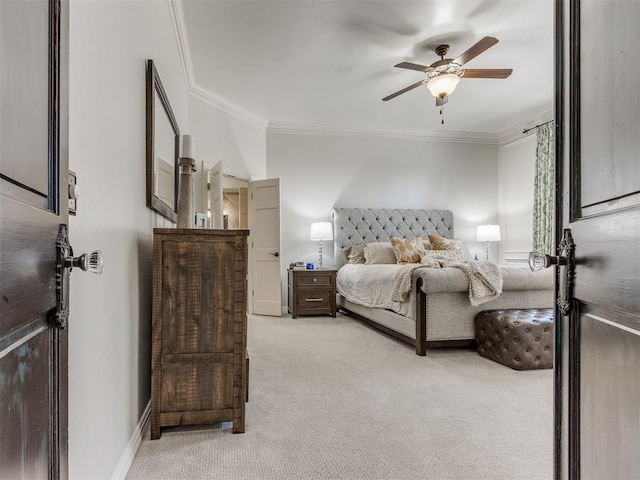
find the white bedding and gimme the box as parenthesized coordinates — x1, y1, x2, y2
(337, 260, 506, 320)
(336, 264, 413, 317)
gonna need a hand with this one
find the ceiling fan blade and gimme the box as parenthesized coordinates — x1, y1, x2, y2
(453, 36, 499, 65)
(435, 95, 448, 107)
(382, 80, 426, 101)
(394, 61, 431, 72)
(463, 68, 513, 79)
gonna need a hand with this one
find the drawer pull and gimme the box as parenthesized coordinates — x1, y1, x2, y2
(305, 297, 324, 302)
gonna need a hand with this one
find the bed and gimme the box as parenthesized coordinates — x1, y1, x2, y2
(332, 208, 554, 355)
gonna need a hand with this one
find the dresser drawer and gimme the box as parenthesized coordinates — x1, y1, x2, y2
(295, 274, 333, 287)
(295, 288, 332, 311)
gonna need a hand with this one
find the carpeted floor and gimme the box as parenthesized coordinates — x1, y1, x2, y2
(127, 313, 553, 480)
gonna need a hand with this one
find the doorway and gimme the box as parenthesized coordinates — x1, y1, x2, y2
(200, 164, 282, 315)
(222, 175, 249, 230)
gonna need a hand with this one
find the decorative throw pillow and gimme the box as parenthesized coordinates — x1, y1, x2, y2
(390, 237, 426, 264)
(420, 249, 465, 263)
(364, 242, 397, 264)
(427, 234, 463, 251)
(419, 256, 442, 268)
(344, 244, 366, 264)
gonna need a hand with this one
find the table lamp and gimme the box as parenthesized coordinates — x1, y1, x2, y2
(310, 222, 333, 269)
(476, 224, 501, 261)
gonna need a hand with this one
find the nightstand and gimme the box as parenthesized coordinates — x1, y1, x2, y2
(288, 269, 337, 318)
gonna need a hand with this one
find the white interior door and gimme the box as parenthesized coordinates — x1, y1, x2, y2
(206, 161, 223, 229)
(248, 178, 282, 316)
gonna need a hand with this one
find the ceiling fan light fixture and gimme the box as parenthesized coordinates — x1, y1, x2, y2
(426, 73, 461, 98)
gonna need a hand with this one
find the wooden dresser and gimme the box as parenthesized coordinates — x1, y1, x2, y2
(288, 269, 337, 318)
(151, 229, 249, 439)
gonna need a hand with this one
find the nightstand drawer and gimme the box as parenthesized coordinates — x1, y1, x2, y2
(296, 274, 333, 287)
(288, 268, 337, 318)
(296, 289, 332, 310)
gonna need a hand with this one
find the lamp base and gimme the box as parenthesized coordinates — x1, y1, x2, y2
(485, 241, 490, 261)
(318, 240, 323, 269)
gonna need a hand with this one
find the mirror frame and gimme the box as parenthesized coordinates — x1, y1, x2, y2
(146, 59, 179, 222)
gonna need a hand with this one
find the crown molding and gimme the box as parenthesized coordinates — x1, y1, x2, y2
(497, 110, 554, 145)
(266, 121, 499, 144)
(190, 83, 268, 129)
(497, 125, 529, 146)
(169, 0, 550, 145)
(168, 0, 194, 92)
(169, 0, 268, 129)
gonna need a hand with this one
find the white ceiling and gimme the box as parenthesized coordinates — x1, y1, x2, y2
(180, 0, 554, 135)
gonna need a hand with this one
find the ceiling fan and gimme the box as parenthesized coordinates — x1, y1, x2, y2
(382, 36, 512, 122)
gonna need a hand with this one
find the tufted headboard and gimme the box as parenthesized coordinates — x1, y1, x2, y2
(332, 208, 454, 270)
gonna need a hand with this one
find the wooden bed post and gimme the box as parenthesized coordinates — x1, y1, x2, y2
(415, 277, 427, 356)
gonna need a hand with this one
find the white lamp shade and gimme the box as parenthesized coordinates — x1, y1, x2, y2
(476, 224, 501, 242)
(426, 74, 461, 98)
(310, 222, 333, 241)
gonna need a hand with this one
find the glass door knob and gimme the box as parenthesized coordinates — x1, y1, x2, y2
(528, 251, 567, 271)
(65, 250, 104, 274)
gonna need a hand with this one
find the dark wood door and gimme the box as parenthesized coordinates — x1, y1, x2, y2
(0, 1, 69, 478)
(556, 0, 640, 478)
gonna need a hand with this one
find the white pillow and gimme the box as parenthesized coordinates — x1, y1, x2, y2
(420, 249, 465, 263)
(364, 242, 397, 264)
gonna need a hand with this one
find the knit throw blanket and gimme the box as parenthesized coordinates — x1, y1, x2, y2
(391, 264, 424, 302)
(391, 260, 504, 306)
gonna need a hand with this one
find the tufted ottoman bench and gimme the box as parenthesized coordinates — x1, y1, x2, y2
(474, 308, 554, 370)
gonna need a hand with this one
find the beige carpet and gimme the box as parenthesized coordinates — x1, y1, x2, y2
(127, 313, 553, 480)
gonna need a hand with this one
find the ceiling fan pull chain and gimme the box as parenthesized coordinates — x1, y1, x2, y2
(440, 106, 445, 125)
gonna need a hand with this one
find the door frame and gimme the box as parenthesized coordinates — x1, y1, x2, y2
(552, 1, 565, 477)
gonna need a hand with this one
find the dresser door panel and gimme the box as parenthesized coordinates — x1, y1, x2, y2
(151, 230, 248, 439)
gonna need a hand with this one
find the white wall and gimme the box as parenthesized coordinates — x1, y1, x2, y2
(267, 131, 501, 303)
(68, 1, 188, 478)
(68, 3, 270, 476)
(189, 95, 266, 212)
(65, 1, 539, 475)
(189, 96, 266, 179)
(498, 134, 537, 266)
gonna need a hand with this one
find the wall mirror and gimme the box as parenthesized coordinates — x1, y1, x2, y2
(146, 59, 179, 222)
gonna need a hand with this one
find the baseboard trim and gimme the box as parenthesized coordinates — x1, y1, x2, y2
(111, 401, 151, 479)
